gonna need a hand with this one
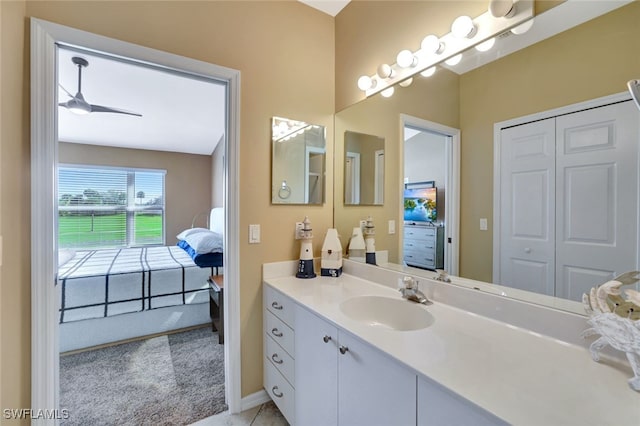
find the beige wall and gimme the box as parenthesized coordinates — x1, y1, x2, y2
(1, 0, 334, 415)
(212, 138, 224, 208)
(335, 70, 459, 262)
(459, 1, 640, 281)
(59, 142, 213, 243)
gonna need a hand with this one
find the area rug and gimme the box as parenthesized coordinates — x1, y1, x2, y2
(60, 326, 226, 425)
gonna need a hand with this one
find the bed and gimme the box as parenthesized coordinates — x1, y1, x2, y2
(58, 207, 224, 352)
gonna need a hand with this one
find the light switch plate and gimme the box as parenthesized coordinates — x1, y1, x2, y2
(480, 218, 488, 231)
(249, 224, 260, 243)
(295, 222, 304, 239)
(388, 220, 396, 234)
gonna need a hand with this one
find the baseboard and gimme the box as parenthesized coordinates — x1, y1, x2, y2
(240, 389, 270, 412)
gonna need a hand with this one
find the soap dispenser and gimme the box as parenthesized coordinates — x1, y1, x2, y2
(296, 216, 316, 279)
(321, 228, 343, 277)
(348, 226, 366, 262)
(364, 216, 377, 265)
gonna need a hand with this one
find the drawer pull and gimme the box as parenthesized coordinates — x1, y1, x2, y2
(272, 386, 284, 398)
(339, 345, 349, 355)
(271, 328, 283, 337)
(323, 335, 332, 343)
(271, 301, 283, 310)
(271, 353, 284, 364)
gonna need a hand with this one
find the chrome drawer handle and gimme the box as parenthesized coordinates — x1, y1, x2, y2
(271, 328, 283, 337)
(323, 335, 332, 343)
(339, 345, 349, 355)
(271, 301, 283, 310)
(271, 353, 283, 364)
(272, 386, 283, 398)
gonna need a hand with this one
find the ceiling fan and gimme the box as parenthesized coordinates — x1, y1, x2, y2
(58, 56, 142, 117)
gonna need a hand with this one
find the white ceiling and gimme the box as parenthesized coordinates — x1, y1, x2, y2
(57, 47, 226, 156)
(299, 0, 350, 16)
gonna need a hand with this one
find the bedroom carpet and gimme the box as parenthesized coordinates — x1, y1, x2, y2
(60, 326, 226, 425)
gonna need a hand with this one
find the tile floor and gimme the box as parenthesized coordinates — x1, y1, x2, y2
(191, 401, 288, 426)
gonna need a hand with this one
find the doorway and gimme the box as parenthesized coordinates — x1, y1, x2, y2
(400, 115, 460, 276)
(31, 18, 242, 416)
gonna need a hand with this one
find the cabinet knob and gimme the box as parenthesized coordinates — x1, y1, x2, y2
(339, 345, 349, 355)
(271, 301, 283, 310)
(524, 247, 532, 254)
(271, 353, 283, 364)
(271, 328, 283, 337)
(323, 335, 332, 343)
(272, 386, 284, 398)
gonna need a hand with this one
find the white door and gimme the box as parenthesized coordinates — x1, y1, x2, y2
(499, 101, 639, 300)
(555, 101, 639, 300)
(500, 118, 556, 295)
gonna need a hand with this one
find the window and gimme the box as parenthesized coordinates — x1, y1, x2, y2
(58, 165, 166, 249)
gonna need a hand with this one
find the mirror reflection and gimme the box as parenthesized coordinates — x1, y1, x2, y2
(344, 131, 384, 205)
(272, 117, 326, 204)
(334, 2, 640, 312)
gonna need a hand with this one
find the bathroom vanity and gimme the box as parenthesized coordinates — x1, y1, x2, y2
(263, 260, 638, 426)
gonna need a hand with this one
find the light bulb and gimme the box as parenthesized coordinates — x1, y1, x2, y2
(511, 18, 534, 35)
(445, 54, 462, 66)
(358, 75, 375, 91)
(421, 35, 445, 54)
(489, 0, 515, 18)
(381, 87, 394, 98)
(399, 78, 413, 88)
(451, 15, 476, 39)
(475, 37, 496, 52)
(420, 67, 436, 77)
(397, 50, 417, 68)
(377, 63, 394, 79)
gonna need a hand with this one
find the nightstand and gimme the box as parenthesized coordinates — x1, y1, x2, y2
(208, 275, 224, 344)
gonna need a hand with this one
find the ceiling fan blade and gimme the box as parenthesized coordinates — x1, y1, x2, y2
(89, 104, 143, 117)
(58, 84, 74, 99)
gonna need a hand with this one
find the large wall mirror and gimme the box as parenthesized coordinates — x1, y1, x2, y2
(344, 130, 384, 205)
(272, 116, 326, 204)
(333, 1, 640, 314)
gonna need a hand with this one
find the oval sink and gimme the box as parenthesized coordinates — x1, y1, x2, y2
(339, 295, 434, 331)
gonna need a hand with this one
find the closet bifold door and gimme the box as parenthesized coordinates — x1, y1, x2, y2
(499, 118, 556, 296)
(554, 101, 639, 300)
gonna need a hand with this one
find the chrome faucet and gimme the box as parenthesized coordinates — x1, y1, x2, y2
(399, 276, 432, 305)
(434, 269, 451, 283)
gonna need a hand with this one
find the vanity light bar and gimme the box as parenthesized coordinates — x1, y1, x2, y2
(361, 0, 534, 97)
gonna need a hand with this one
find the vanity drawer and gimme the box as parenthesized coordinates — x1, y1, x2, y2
(265, 334, 295, 385)
(265, 310, 295, 357)
(264, 284, 295, 326)
(265, 358, 295, 425)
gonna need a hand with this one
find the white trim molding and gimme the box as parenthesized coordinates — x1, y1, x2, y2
(30, 18, 242, 421)
(400, 114, 460, 276)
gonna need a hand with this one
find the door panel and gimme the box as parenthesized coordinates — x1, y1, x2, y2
(500, 118, 556, 295)
(555, 101, 639, 300)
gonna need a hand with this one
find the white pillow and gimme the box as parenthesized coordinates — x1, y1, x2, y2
(176, 227, 210, 241)
(58, 249, 76, 267)
(184, 230, 223, 254)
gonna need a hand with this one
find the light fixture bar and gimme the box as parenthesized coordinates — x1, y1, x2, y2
(363, 0, 534, 97)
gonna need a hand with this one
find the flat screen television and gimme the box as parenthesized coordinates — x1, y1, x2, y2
(404, 187, 437, 222)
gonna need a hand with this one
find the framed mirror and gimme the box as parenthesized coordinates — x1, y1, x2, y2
(271, 116, 326, 204)
(344, 131, 384, 205)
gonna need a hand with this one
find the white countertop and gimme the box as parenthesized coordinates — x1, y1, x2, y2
(264, 273, 639, 426)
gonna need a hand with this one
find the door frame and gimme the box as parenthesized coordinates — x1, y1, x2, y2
(492, 91, 633, 283)
(345, 151, 361, 204)
(31, 18, 242, 415)
(374, 149, 384, 204)
(400, 114, 460, 276)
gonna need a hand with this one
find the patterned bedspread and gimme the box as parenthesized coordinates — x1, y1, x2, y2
(57, 246, 219, 323)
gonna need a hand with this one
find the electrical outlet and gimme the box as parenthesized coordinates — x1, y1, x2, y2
(359, 220, 367, 229)
(295, 222, 304, 239)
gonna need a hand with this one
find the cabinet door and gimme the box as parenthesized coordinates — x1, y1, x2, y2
(417, 376, 507, 426)
(338, 331, 416, 426)
(294, 305, 338, 426)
